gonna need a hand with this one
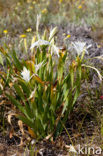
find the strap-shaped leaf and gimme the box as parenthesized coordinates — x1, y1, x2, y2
(70, 67, 74, 88)
(18, 80, 30, 98)
(73, 86, 80, 106)
(14, 84, 25, 100)
(14, 84, 34, 118)
(0, 46, 7, 55)
(0, 54, 3, 65)
(12, 50, 22, 71)
(6, 94, 26, 115)
(18, 115, 34, 129)
(34, 75, 44, 85)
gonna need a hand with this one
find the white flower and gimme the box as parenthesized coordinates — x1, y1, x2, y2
(72, 41, 92, 55)
(30, 39, 50, 49)
(21, 62, 44, 82)
(69, 145, 77, 153)
(51, 45, 60, 57)
(21, 67, 31, 82)
(35, 61, 45, 73)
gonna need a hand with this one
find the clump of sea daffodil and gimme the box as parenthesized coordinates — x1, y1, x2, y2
(0, 14, 102, 140)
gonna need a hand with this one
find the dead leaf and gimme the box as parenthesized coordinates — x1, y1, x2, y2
(28, 127, 36, 138)
(8, 113, 17, 125)
(18, 120, 25, 135)
(9, 127, 14, 138)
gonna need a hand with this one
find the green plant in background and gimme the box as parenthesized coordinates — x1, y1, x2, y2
(0, 15, 102, 140)
(1, 0, 103, 55)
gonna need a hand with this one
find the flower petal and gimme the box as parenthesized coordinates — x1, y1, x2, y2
(30, 39, 50, 49)
(35, 61, 45, 73)
(21, 67, 30, 82)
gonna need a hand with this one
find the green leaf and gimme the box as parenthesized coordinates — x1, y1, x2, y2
(18, 115, 34, 129)
(18, 80, 30, 98)
(73, 87, 80, 106)
(6, 94, 26, 115)
(14, 84, 25, 100)
(14, 83, 34, 118)
(70, 68, 74, 88)
(12, 50, 22, 70)
(78, 65, 82, 80)
(0, 54, 3, 65)
(24, 100, 34, 118)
